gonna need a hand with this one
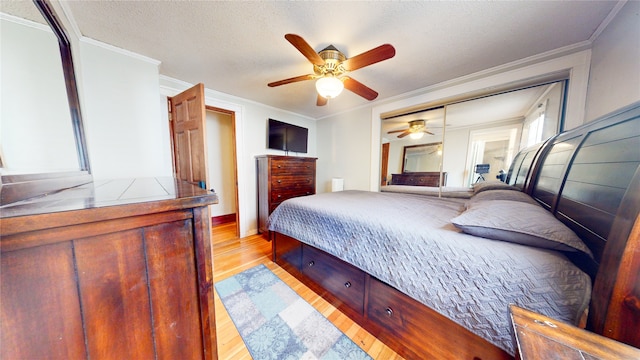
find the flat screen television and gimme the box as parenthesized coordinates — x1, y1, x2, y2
(268, 119, 308, 153)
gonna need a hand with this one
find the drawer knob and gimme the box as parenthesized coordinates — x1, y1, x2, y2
(277, 194, 281, 198)
(308, 261, 315, 267)
(277, 180, 282, 183)
(385, 307, 394, 317)
(277, 165, 282, 168)
(344, 281, 351, 288)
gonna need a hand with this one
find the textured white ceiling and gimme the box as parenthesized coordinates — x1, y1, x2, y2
(8, 1, 619, 119)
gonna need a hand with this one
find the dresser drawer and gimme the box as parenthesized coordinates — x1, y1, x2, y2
(302, 245, 365, 314)
(270, 187, 314, 204)
(271, 159, 315, 176)
(271, 175, 314, 190)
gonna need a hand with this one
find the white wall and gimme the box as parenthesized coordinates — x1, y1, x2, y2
(441, 128, 471, 187)
(1, 15, 77, 173)
(78, 39, 172, 180)
(316, 107, 372, 192)
(585, 0, 640, 122)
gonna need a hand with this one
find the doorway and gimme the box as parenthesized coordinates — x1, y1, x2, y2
(466, 126, 519, 186)
(206, 106, 239, 238)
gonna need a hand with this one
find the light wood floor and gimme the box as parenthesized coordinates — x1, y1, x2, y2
(212, 222, 404, 359)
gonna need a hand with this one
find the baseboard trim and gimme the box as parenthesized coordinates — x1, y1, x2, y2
(211, 213, 236, 226)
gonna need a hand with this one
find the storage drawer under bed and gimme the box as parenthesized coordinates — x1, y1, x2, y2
(301, 245, 365, 314)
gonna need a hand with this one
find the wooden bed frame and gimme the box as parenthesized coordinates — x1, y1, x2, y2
(271, 103, 640, 359)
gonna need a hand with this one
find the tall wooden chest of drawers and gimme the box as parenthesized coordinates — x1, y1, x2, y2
(257, 155, 317, 233)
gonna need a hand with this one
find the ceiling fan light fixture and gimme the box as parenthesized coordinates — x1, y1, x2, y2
(316, 76, 344, 99)
(409, 132, 425, 140)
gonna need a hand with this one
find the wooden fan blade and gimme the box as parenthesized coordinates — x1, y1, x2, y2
(343, 77, 378, 101)
(285, 34, 324, 66)
(316, 94, 328, 106)
(268, 74, 315, 87)
(342, 44, 395, 71)
(387, 129, 408, 134)
(397, 130, 411, 138)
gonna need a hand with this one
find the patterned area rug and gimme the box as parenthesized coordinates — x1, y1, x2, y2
(215, 265, 372, 360)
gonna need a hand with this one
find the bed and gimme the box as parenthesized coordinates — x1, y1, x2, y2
(380, 184, 473, 198)
(268, 103, 640, 359)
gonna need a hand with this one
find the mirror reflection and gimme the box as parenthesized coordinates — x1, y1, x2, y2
(381, 107, 445, 186)
(1, 3, 79, 174)
(402, 142, 442, 173)
(381, 81, 565, 188)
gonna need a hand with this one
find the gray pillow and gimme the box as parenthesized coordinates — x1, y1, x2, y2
(451, 200, 593, 256)
(473, 181, 517, 194)
(469, 189, 540, 207)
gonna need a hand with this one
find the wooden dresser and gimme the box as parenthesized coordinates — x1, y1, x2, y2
(0, 178, 218, 359)
(390, 172, 447, 186)
(256, 155, 317, 233)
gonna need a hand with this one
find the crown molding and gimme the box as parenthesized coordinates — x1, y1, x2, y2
(590, 0, 627, 42)
(316, 40, 592, 122)
(79, 37, 161, 66)
(159, 75, 314, 121)
(53, 1, 160, 66)
(0, 13, 50, 32)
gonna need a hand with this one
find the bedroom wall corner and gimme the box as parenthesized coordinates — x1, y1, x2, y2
(316, 107, 373, 193)
(585, 0, 640, 122)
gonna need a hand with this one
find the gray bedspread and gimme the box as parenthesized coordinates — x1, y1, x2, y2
(381, 184, 473, 198)
(267, 190, 592, 355)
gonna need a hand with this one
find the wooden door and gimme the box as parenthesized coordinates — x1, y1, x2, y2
(381, 142, 390, 186)
(169, 83, 209, 189)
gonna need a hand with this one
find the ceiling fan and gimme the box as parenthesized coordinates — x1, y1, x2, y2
(268, 34, 395, 106)
(387, 120, 434, 139)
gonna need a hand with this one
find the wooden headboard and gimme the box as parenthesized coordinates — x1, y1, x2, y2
(509, 102, 640, 348)
(506, 140, 546, 190)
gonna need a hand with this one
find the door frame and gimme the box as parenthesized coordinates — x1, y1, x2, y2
(380, 142, 390, 186)
(206, 105, 240, 238)
(464, 124, 521, 186)
(161, 83, 248, 237)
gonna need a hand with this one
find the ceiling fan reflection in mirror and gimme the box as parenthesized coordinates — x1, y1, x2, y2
(388, 120, 435, 139)
(268, 34, 395, 106)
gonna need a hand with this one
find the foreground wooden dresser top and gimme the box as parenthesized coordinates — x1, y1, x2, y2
(0, 177, 217, 223)
(1, 178, 219, 359)
(510, 305, 640, 360)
